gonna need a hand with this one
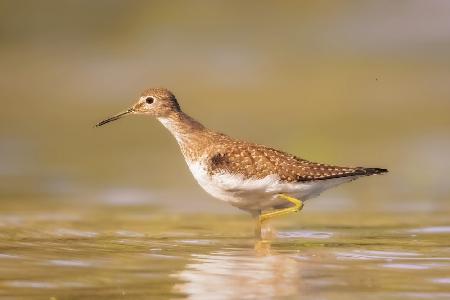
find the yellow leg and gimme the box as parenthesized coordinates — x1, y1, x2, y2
(254, 214, 262, 240)
(259, 194, 304, 223)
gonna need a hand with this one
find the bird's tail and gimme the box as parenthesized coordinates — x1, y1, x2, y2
(360, 167, 389, 176)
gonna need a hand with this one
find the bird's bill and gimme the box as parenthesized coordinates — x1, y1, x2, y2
(95, 108, 134, 127)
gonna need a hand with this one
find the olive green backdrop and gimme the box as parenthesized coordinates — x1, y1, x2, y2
(1, 1, 449, 213)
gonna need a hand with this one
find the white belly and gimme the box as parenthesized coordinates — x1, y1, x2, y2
(186, 160, 357, 213)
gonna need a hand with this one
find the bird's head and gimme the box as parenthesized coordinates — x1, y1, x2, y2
(96, 88, 180, 127)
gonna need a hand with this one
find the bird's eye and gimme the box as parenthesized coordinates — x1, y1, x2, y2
(145, 97, 154, 104)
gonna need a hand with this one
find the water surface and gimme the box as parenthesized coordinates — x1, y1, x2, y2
(0, 200, 449, 299)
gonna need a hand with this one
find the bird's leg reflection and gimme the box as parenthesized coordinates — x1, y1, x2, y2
(254, 218, 278, 255)
(253, 213, 262, 240)
(254, 239, 272, 255)
(172, 243, 303, 299)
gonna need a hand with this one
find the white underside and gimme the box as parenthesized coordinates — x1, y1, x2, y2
(186, 159, 358, 214)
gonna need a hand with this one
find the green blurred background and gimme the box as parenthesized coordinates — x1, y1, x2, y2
(1, 0, 449, 214)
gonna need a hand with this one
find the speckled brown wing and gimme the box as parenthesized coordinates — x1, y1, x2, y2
(207, 140, 387, 182)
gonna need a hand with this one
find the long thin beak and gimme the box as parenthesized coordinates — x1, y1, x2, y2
(95, 108, 134, 127)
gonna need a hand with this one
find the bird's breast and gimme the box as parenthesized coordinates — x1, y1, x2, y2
(185, 159, 284, 210)
(184, 158, 359, 212)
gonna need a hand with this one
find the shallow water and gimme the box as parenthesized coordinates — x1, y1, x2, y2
(0, 200, 449, 300)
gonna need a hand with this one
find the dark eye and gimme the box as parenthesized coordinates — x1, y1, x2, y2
(145, 97, 154, 104)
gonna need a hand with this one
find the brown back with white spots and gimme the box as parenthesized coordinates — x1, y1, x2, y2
(167, 122, 385, 182)
(202, 135, 384, 182)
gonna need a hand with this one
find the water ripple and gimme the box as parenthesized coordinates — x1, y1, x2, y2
(382, 263, 429, 270)
(278, 230, 333, 239)
(409, 226, 450, 234)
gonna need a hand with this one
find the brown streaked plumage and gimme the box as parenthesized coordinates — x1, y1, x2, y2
(96, 88, 388, 228)
(205, 140, 386, 182)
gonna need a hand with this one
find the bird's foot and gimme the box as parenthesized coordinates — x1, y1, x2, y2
(259, 194, 304, 223)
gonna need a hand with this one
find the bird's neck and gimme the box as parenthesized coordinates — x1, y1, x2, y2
(158, 111, 208, 148)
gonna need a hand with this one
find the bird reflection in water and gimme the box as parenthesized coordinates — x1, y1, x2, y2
(172, 227, 302, 299)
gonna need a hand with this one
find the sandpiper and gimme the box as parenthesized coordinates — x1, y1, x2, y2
(96, 88, 388, 237)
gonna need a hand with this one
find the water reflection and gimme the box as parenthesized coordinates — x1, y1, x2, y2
(1, 200, 450, 299)
(173, 244, 303, 299)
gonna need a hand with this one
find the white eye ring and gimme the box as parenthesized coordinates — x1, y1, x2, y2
(145, 97, 154, 104)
